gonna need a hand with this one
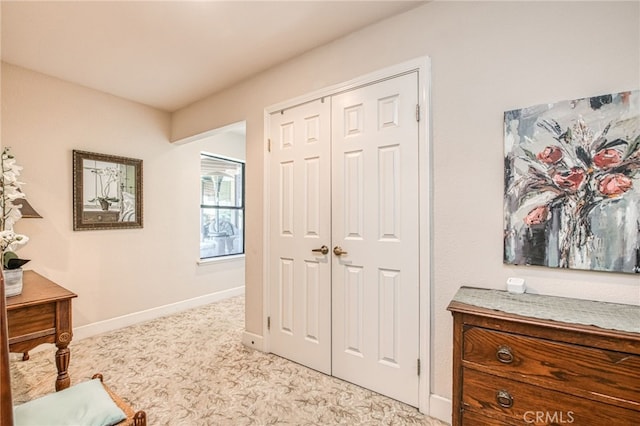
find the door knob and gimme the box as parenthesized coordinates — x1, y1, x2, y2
(333, 246, 348, 256)
(312, 245, 329, 255)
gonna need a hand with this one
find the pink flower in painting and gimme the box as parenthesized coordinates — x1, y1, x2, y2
(593, 149, 622, 168)
(537, 146, 563, 164)
(552, 168, 586, 192)
(598, 174, 633, 197)
(524, 205, 549, 225)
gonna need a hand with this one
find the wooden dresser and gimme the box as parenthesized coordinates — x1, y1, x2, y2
(448, 287, 640, 425)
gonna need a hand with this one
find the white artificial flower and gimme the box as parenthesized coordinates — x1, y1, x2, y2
(0, 147, 29, 258)
(0, 230, 28, 252)
(5, 190, 25, 201)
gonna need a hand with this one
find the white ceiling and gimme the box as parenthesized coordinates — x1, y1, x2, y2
(1, 1, 423, 112)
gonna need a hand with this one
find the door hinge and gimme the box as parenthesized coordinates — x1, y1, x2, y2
(267, 316, 271, 331)
(267, 138, 272, 153)
(417, 358, 421, 376)
(416, 104, 420, 122)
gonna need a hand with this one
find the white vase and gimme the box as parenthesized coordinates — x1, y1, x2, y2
(4, 268, 23, 297)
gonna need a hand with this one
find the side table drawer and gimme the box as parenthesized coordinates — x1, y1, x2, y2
(462, 368, 640, 425)
(7, 302, 56, 340)
(463, 326, 640, 408)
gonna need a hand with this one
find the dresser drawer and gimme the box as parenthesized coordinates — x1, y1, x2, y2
(463, 326, 640, 409)
(462, 368, 640, 425)
(461, 409, 520, 426)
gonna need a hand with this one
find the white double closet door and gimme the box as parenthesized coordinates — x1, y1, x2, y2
(268, 72, 420, 406)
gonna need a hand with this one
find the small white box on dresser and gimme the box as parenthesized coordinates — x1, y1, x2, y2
(506, 277, 525, 294)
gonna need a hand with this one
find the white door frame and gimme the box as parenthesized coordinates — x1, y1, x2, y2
(262, 57, 432, 414)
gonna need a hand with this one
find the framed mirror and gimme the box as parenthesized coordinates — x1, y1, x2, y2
(73, 150, 143, 230)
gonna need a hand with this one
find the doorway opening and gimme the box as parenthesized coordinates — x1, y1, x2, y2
(187, 121, 247, 262)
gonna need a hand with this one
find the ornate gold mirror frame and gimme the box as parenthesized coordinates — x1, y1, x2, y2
(73, 150, 143, 231)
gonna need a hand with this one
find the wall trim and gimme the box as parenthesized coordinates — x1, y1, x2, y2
(73, 286, 245, 341)
(241, 331, 265, 352)
(429, 394, 452, 424)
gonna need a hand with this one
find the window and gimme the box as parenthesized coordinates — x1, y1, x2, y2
(200, 154, 244, 259)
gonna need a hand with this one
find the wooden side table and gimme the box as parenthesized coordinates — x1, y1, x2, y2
(5, 270, 77, 391)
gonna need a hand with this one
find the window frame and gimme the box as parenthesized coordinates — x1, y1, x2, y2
(199, 153, 245, 260)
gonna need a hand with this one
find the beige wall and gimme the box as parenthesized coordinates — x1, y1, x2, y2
(1, 0, 636, 418)
(1, 63, 246, 328)
(172, 1, 640, 406)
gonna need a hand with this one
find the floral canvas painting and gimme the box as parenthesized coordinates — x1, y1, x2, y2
(504, 90, 640, 274)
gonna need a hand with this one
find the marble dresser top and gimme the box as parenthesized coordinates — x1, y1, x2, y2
(452, 287, 640, 334)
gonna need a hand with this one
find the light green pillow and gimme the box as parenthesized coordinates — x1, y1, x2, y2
(13, 378, 127, 426)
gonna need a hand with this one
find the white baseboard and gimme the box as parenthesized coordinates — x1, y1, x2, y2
(429, 394, 452, 424)
(241, 331, 265, 352)
(73, 286, 245, 341)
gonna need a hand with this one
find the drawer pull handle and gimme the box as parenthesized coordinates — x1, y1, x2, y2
(496, 345, 514, 364)
(496, 389, 514, 408)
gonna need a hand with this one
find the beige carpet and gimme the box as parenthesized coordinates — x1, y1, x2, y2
(10, 295, 448, 425)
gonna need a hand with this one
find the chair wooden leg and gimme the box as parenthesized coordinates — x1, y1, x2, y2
(133, 411, 146, 426)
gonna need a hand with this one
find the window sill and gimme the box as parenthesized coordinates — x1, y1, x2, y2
(197, 254, 245, 266)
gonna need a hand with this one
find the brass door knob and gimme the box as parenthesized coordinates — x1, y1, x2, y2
(333, 246, 348, 256)
(312, 245, 329, 255)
